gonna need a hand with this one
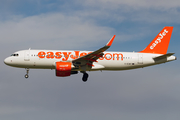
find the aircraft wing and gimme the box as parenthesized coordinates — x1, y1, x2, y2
(72, 35, 116, 70)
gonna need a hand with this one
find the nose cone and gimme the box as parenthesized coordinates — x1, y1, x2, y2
(4, 57, 10, 65)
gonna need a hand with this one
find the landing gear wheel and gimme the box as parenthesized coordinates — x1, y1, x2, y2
(25, 68, 29, 79)
(82, 73, 89, 82)
(25, 74, 29, 79)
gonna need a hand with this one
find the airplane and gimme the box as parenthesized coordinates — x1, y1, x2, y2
(4, 26, 176, 82)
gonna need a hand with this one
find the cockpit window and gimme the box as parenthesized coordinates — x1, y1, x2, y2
(11, 54, 19, 56)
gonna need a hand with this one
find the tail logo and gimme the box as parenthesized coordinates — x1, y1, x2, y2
(150, 29, 168, 50)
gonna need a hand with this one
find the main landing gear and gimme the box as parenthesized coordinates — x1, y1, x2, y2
(25, 68, 29, 79)
(82, 72, 89, 82)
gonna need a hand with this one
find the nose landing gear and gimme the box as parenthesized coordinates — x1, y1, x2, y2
(25, 68, 29, 79)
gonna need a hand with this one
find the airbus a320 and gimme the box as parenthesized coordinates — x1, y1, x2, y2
(4, 26, 176, 82)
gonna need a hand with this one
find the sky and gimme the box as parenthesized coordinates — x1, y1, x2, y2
(0, 0, 180, 120)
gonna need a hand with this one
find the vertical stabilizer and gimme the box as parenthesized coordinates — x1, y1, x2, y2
(140, 26, 173, 54)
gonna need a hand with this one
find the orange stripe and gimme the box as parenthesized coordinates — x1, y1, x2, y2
(93, 54, 103, 57)
(86, 63, 94, 67)
(83, 58, 97, 62)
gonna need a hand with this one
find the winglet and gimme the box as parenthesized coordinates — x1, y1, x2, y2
(106, 35, 116, 46)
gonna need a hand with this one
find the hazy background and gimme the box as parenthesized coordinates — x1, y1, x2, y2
(1, 0, 180, 120)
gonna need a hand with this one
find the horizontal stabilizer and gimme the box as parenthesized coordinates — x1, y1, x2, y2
(153, 53, 175, 61)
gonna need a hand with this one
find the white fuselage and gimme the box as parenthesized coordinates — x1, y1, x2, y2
(4, 49, 176, 71)
(3, 27, 176, 81)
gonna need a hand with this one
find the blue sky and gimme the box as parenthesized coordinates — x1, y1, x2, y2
(1, 0, 180, 120)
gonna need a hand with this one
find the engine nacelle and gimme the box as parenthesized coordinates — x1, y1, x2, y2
(56, 62, 72, 77)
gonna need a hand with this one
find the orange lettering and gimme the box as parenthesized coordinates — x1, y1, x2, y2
(104, 53, 112, 60)
(88, 52, 92, 54)
(80, 52, 87, 57)
(38, 51, 123, 61)
(113, 53, 123, 60)
(62, 52, 72, 61)
(46, 52, 54, 59)
(38, 51, 45, 58)
(70, 51, 80, 59)
(99, 56, 104, 60)
(55, 52, 62, 59)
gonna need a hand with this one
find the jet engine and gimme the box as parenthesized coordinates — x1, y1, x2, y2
(56, 61, 73, 77)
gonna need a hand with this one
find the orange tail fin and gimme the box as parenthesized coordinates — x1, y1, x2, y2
(140, 26, 173, 54)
